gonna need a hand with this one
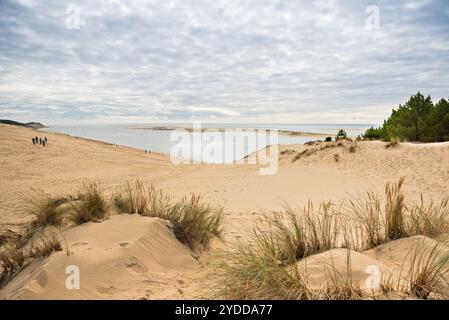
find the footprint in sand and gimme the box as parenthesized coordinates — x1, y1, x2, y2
(119, 242, 129, 248)
(97, 286, 117, 295)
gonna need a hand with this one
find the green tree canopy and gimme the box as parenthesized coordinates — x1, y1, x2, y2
(363, 92, 449, 142)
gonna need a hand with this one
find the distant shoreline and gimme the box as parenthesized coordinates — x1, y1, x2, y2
(121, 125, 334, 138)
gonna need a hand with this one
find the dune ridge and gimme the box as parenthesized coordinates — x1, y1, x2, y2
(1, 123, 449, 299)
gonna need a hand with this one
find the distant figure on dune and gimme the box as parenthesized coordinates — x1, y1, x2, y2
(39, 137, 42, 144)
(44, 137, 47, 143)
(42, 140, 46, 147)
(32, 137, 36, 144)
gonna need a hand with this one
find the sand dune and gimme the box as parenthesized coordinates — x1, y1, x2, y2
(0, 215, 201, 300)
(1, 123, 449, 299)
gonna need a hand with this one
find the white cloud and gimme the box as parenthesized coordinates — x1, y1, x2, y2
(0, 0, 448, 124)
(404, 0, 432, 10)
(186, 106, 241, 117)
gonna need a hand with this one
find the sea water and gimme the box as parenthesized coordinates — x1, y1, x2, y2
(41, 123, 373, 163)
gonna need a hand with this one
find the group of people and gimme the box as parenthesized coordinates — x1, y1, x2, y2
(32, 136, 48, 147)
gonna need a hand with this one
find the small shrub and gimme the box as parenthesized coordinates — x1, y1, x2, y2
(336, 130, 347, 140)
(333, 153, 340, 162)
(69, 182, 108, 224)
(349, 145, 357, 153)
(325, 136, 332, 142)
(362, 126, 387, 141)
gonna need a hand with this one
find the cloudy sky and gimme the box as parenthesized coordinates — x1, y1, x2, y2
(0, 0, 448, 124)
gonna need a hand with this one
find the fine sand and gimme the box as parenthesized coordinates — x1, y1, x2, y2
(1, 123, 449, 299)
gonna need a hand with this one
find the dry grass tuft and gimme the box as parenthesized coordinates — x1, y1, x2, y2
(69, 182, 108, 224)
(143, 185, 174, 217)
(253, 202, 340, 265)
(385, 177, 408, 240)
(0, 229, 21, 247)
(292, 149, 312, 162)
(27, 193, 64, 230)
(215, 177, 449, 300)
(319, 251, 363, 300)
(333, 153, 340, 162)
(166, 195, 223, 250)
(114, 179, 148, 214)
(347, 177, 438, 250)
(114, 182, 223, 250)
(385, 138, 400, 148)
(349, 144, 357, 153)
(406, 238, 449, 299)
(408, 197, 449, 238)
(212, 243, 311, 300)
(30, 230, 63, 258)
(0, 243, 26, 288)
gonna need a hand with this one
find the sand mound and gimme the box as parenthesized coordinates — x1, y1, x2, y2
(364, 235, 449, 270)
(296, 248, 387, 290)
(0, 215, 201, 300)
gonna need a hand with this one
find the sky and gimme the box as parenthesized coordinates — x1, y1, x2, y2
(0, 0, 448, 125)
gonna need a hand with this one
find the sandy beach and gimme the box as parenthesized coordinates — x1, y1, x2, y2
(1, 123, 449, 299)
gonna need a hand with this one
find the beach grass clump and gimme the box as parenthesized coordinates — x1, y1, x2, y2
(408, 198, 449, 238)
(349, 178, 407, 248)
(292, 149, 312, 162)
(385, 138, 400, 149)
(385, 178, 408, 240)
(114, 179, 148, 214)
(213, 212, 360, 300)
(115, 181, 224, 250)
(348, 144, 357, 153)
(0, 243, 26, 288)
(333, 153, 340, 162)
(349, 178, 449, 250)
(213, 242, 311, 300)
(319, 251, 363, 300)
(143, 185, 174, 217)
(27, 193, 65, 230)
(0, 229, 21, 247)
(348, 192, 385, 250)
(30, 230, 62, 258)
(280, 149, 296, 156)
(245, 202, 340, 266)
(69, 182, 108, 224)
(406, 238, 449, 299)
(162, 194, 223, 250)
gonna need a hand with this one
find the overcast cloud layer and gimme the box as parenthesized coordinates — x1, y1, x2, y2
(0, 0, 448, 124)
